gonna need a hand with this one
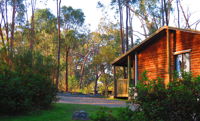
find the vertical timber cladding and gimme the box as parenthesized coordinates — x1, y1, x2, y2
(132, 55, 135, 86)
(166, 28, 171, 84)
(174, 30, 200, 76)
(113, 66, 117, 98)
(137, 31, 168, 83)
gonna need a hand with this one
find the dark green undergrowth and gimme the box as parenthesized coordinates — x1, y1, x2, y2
(90, 106, 146, 121)
(92, 71, 200, 121)
(135, 71, 200, 121)
(0, 103, 122, 121)
(0, 50, 57, 114)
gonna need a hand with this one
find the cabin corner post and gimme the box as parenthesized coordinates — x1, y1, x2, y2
(166, 27, 171, 83)
(135, 52, 138, 86)
(113, 66, 117, 98)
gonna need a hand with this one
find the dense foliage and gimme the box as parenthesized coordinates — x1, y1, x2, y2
(92, 72, 200, 121)
(0, 50, 57, 114)
(135, 71, 200, 121)
(90, 107, 146, 121)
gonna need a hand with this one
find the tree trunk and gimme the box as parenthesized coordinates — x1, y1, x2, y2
(163, 0, 169, 26)
(176, 0, 180, 28)
(79, 51, 90, 89)
(56, 0, 61, 89)
(118, 0, 125, 54)
(178, 0, 190, 28)
(0, 24, 5, 47)
(161, 0, 165, 26)
(94, 65, 99, 94)
(125, 1, 129, 52)
(129, 8, 134, 47)
(65, 47, 69, 92)
(10, 0, 16, 51)
(30, 0, 36, 50)
(5, 0, 9, 45)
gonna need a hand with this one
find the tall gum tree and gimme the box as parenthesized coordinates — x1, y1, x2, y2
(60, 6, 85, 91)
(56, 0, 61, 89)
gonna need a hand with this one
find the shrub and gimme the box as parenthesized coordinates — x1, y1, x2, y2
(135, 71, 200, 121)
(0, 50, 57, 114)
(90, 107, 147, 121)
(90, 107, 116, 121)
(92, 72, 200, 121)
(117, 107, 147, 121)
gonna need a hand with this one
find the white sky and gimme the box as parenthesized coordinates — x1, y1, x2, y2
(38, 0, 111, 31)
(37, 0, 200, 32)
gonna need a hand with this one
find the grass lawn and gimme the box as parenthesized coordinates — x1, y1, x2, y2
(0, 103, 123, 121)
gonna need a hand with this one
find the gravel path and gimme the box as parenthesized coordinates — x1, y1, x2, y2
(57, 93, 127, 108)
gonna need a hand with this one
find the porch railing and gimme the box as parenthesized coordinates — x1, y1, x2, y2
(117, 78, 128, 97)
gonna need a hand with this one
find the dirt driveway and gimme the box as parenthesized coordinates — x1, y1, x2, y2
(57, 93, 127, 108)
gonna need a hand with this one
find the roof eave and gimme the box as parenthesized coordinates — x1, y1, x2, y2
(111, 26, 168, 66)
(112, 26, 200, 66)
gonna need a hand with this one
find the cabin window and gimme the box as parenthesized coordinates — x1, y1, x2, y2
(175, 53, 190, 76)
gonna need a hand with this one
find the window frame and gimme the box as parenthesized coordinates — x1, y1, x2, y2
(174, 49, 191, 76)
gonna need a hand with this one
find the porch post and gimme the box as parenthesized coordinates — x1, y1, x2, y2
(128, 55, 134, 100)
(128, 55, 133, 87)
(113, 66, 117, 98)
(135, 52, 138, 86)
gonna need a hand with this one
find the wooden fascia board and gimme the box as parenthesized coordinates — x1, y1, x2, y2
(168, 26, 200, 34)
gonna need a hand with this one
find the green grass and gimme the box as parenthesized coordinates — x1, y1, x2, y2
(0, 103, 123, 121)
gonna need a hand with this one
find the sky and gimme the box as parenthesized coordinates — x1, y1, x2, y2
(38, 0, 112, 31)
(37, 0, 200, 32)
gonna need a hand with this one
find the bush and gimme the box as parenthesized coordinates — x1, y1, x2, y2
(135, 71, 200, 121)
(92, 72, 200, 121)
(90, 107, 147, 121)
(117, 107, 147, 121)
(90, 108, 116, 121)
(0, 50, 57, 114)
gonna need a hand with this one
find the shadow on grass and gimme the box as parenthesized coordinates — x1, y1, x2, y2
(0, 103, 124, 121)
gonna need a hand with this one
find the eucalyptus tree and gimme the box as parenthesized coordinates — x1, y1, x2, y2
(56, 0, 61, 89)
(110, 0, 125, 53)
(29, 0, 37, 50)
(34, 9, 56, 33)
(110, 0, 137, 52)
(33, 8, 57, 55)
(0, 0, 26, 50)
(60, 6, 85, 91)
(87, 20, 121, 94)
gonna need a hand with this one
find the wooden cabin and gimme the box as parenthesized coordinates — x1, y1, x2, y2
(112, 26, 200, 97)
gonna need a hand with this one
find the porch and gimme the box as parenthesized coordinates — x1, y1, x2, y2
(113, 54, 138, 98)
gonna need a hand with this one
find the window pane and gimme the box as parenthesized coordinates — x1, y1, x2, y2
(176, 54, 182, 76)
(183, 53, 190, 72)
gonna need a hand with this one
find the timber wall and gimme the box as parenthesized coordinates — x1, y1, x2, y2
(137, 32, 169, 83)
(173, 30, 200, 77)
(135, 29, 200, 84)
